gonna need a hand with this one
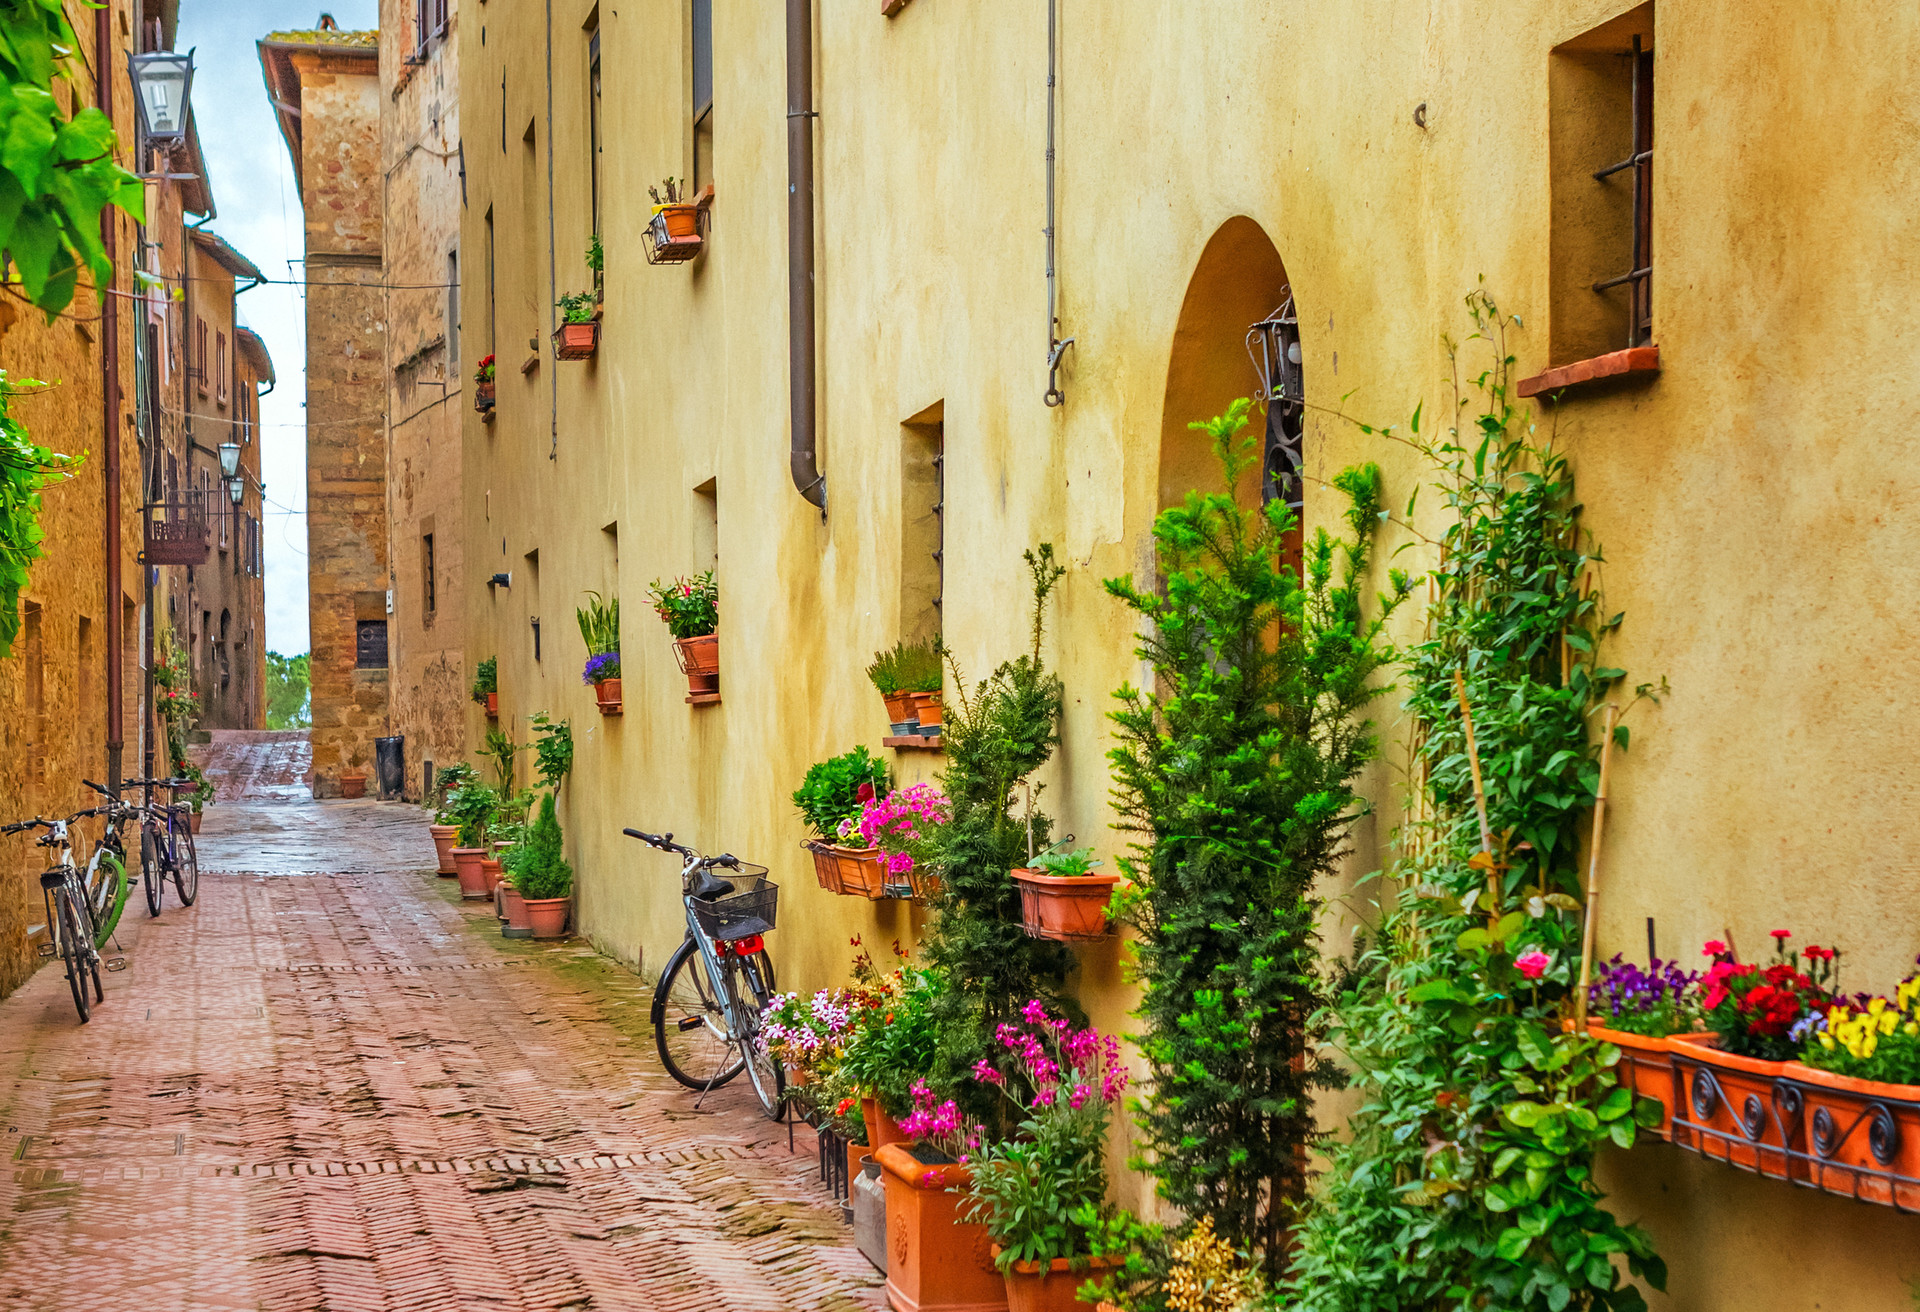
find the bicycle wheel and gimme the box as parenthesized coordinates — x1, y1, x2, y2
(88, 850, 128, 948)
(730, 951, 785, 1120)
(172, 823, 198, 906)
(141, 826, 163, 917)
(57, 893, 90, 1024)
(652, 937, 744, 1091)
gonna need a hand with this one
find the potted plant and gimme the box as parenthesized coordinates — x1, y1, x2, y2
(340, 770, 367, 800)
(867, 639, 940, 733)
(875, 1081, 1006, 1312)
(963, 1003, 1128, 1312)
(648, 571, 720, 701)
(553, 292, 599, 359)
(443, 780, 499, 899)
(577, 591, 622, 713)
(645, 177, 702, 264)
(1011, 847, 1120, 942)
(506, 791, 573, 937)
(427, 762, 479, 875)
(838, 956, 943, 1148)
(474, 354, 495, 411)
(845, 782, 949, 902)
(1798, 968, 1920, 1208)
(1580, 953, 1704, 1138)
(791, 746, 889, 897)
(177, 762, 214, 831)
(471, 656, 498, 717)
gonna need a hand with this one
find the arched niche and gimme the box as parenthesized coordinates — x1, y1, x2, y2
(1158, 217, 1295, 516)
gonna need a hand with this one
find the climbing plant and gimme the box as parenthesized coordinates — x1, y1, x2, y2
(1286, 291, 1666, 1312)
(1104, 398, 1407, 1278)
(0, 373, 77, 657)
(920, 545, 1075, 1124)
(0, 1, 145, 317)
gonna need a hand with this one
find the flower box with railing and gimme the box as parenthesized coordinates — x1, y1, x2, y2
(144, 492, 211, 565)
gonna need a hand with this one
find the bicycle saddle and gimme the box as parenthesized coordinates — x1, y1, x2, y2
(690, 869, 735, 901)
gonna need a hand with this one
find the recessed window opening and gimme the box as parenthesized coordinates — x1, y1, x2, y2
(691, 0, 712, 191)
(900, 404, 944, 646)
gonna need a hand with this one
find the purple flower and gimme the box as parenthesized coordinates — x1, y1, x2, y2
(582, 651, 622, 685)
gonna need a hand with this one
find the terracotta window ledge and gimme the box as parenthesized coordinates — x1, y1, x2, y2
(1517, 345, 1659, 399)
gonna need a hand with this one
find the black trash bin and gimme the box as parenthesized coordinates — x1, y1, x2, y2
(374, 735, 404, 800)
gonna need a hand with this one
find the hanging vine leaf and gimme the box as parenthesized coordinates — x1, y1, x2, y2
(0, 371, 80, 656)
(0, 0, 146, 317)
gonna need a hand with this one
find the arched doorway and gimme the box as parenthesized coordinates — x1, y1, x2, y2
(1158, 217, 1302, 557)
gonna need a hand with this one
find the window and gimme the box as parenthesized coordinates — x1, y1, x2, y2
(195, 318, 208, 395)
(422, 532, 437, 615)
(589, 26, 604, 260)
(355, 619, 389, 669)
(1548, 5, 1654, 365)
(215, 332, 228, 407)
(900, 405, 944, 646)
(446, 249, 459, 370)
(23, 602, 41, 812)
(691, 0, 712, 191)
(484, 208, 496, 359)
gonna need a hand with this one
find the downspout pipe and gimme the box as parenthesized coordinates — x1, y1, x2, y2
(98, 3, 124, 793)
(786, 0, 825, 512)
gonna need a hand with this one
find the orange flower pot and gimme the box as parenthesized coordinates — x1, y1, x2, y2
(876, 1144, 1006, 1312)
(1790, 1062, 1920, 1209)
(1011, 870, 1120, 942)
(524, 896, 570, 939)
(189, 810, 203, 834)
(474, 379, 495, 410)
(452, 847, 489, 899)
(675, 633, 720, 699)
(485, 692, 499, 718)
(862, 1096, 908, 1153)
(340, 773, 367, 799)
(553, 320, 600, 359)
(994, 1249, 1120, 1312)
(480, 857, 504, 894)
(1670, 1033, 1799, 1178)
(847, 1139, 870, 1190)
(909, 690, 943, 732)
(883, 691, 920, 727)
(1583, 1022, 1688, 1140)
(807, 842, 886, 899)
(594, 677, 623, 715)
(430, 823, 459, 875)
(502, 884, 533, 936)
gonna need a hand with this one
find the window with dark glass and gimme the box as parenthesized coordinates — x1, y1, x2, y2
(355, 620, 389, 669)
(691, 0, 712, 191)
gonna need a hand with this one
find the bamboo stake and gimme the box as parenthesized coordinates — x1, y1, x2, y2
(1453, 671, 1501, 925)
(1573, 703, 1621, 1029)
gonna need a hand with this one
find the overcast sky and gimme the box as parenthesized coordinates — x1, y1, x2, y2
(176, 0, 379, 656)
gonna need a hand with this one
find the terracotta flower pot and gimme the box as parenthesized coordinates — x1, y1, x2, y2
(189, 810, 203, 834)
(474, 379, 495, 410)
(594, 677, 623, 715)
(1790, 1061, 1920, 1208)
(430, 823, 459, 875)
(340, 774, 367, 800)
(1583, 1022, 1687, 1140)
(846, 1138, 871, 1186)
(480, 856, 504, 894)
(1669, 1033, 1800, 1178)
(647, 204, 704, 263)
(909, 690, 943, 733)
(862, 1096, 909, 1153)
(452, 847, 489, 899)
(523, 895, 570, 938)
(1011, 869, 1120, 942)
(659, 205, 699, 241)
(810, 843, 848, 894)
(883, 691, 920, 728)
(675, 633, 720, 699)
(876, 1143, 1006, 1312)
(995, 1249, 1120, 1312)
(553, 320, 600, 359)
(502, 883, 533, 936)
(810, 843, 886, 900)
(485, 692, 499, 718)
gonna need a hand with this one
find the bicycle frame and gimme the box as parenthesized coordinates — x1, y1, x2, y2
(675, 850, 764, 1040)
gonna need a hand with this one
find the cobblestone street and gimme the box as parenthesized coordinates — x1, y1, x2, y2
(0, 734, 882, 1311)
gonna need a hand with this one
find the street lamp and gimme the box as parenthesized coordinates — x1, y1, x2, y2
(226, 478, 244, 506)
(217, 441, 241, 480)
(129, 49, 195, 145)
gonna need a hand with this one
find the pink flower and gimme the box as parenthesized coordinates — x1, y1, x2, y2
(1021, 999, 1050, 1027)
(1515, 950, 1551, 981)
(1068, 1084, 1090, 1110)
(1702, 940, 1727, 956)
(971, 1059, 1005, 1086)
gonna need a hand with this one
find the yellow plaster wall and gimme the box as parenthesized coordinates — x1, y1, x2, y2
(461, 1, 1920, 1298)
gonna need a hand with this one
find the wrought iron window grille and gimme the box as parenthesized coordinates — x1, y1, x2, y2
(1592, 35, 1654, 348)
(1246, 292, 1305, 514)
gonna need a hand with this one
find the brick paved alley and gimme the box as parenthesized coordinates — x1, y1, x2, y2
(0, 733, 883, 1312)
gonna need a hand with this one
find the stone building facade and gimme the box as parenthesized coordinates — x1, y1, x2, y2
(260, 25, 389, 796)
(457, 0, 1920, 1304)
(379, 0, 467, 800)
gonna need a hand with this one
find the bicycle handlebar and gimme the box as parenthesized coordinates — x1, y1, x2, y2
(1, 818, 51, 836)
(622, 828, 743, 869)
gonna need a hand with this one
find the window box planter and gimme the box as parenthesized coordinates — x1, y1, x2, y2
(646, 204, 703, 264)
(875, 1144, 1007, 1312)
(675, 633, 720, 703)
(1793, 1063, 1920, 1209)
(1011, 868, 1120, 942)
(1670, 1033, 1799, 1178)
(553, 321, 599, 360)
(593, 677, 623, 715)
(524, 895, 570, 939)
(1579, 1021, 1691, 1140)
(452, 847, 489, 899)
(883, 691, 919, 733)
(474, 380, 495, 411)
(806, 841, 889, 900)
(994, 1249, 1120, 1312)
(429, 823, 459, 875)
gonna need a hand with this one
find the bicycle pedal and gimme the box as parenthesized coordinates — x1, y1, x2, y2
(34, 945, 55, 959)
(103, 957, 128, 973)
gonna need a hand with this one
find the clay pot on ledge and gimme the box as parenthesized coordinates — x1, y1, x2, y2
(909, 690, 943, 737)
(1668, 1033, 1798, 1179)
(646, 204, 703, 263)
(452, 847, 489, 899)
(594, 677, 623, 715)
(882, 691, 920, 732)
(340, 773, 367, 800)
(474, 379, 495, 411)
(861, 1096, 908, 1154)
(480, 856, 504, 895)
(430, 823, 459, 875)
(485, 692, 499, 718)
(1010, 869, 1121, 942)
(995, 1249, 1121, 1312)
(553, 320, 600, 359)
(807, 841, 887, 900)
(875, 1143, 1006, 1312)
(523, 896, 570, 939)
(502, 883, 533, 937)
(674, 633, 720, 702)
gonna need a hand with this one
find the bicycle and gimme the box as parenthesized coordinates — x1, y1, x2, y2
(626, 828, 786, 1119)
(125, 776, 198, 916)
(75, 781, 136, 948)
(4, 816, 105, 1022)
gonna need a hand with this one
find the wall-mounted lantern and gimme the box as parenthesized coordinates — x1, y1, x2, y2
(129, 48, 196, 145)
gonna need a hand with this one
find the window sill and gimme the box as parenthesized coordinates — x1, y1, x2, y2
(883, 734, 943, 752)
(1517, 345, 1659, 399)
(520, 353, 539, 375)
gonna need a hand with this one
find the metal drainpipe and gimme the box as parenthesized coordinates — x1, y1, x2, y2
(98, 3, 124, 792)
(1043, 0, 1072, 407)
(546, 0, 559, 462)
(786, 0, 825, 512)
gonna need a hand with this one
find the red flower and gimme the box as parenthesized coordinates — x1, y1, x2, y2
(856, 782, 875, 804)
(1701, 940, 1728, 956)
(1770, 929, 1792, 941)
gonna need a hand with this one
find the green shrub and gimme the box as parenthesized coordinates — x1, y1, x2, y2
(791, 746, 889, 841)
(507, 792, 573, 899)
(470, 656, 497, 702)
(443, 782, 498, 848)
(866, 639, 942, 696)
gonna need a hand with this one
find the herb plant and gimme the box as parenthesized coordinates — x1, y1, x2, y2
(556, 291, 596, 325)
(647, 571, 718, 639)
(1104, 398, 1405, 1272)
(506, 792, 573, 899)
(443, 781, 499, 849)
(0, 374, 78, 656)
(470, 656, 497, 702)
(791, 746, 889, 842)
(867, 639, 943, 696)
(481, 726, 524, 795)
(1029, 847, 1101, 878)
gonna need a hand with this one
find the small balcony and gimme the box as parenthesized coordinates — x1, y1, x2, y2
(144, 492, 211, 566)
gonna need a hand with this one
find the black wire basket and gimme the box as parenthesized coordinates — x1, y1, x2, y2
(691, 867, 778, 942)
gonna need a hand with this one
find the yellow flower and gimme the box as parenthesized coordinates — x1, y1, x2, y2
(1818, 1032, 1836, 1050)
